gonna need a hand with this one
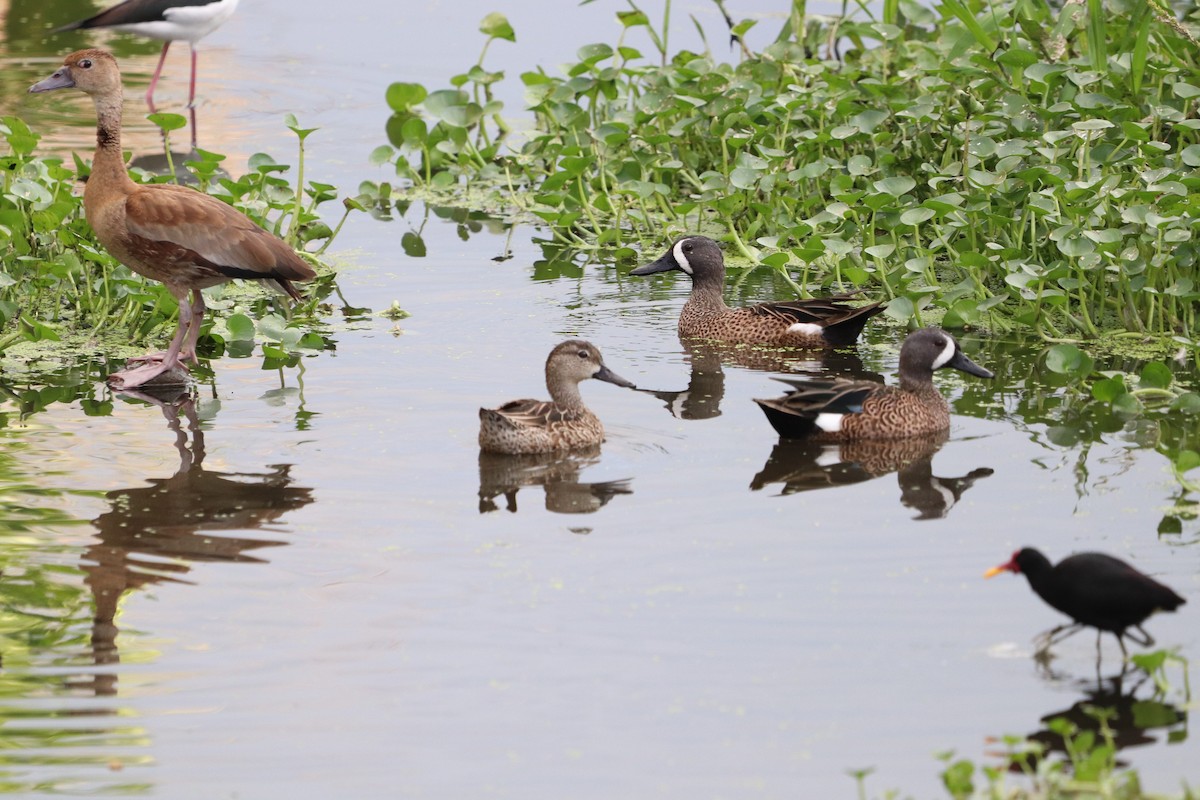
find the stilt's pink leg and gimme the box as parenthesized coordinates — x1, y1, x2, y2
(188, 43, 199, 149)
(146, 41, 172, 110)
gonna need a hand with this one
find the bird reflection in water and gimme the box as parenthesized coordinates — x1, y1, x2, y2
(478, 446, 631, 515)
(996, 662, 1188, 772)
(750, 434, 993, 519)
(640, 339, 883, 421)
(75, 385, 313, 696)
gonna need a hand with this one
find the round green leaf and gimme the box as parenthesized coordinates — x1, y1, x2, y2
(1137, 361, 1172, 390)
(479, 12, 515, 42)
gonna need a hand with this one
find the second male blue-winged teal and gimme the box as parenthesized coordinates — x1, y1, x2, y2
(630, 235, 883, 347)
(479, 340, 635, 454)
(753, 328, 993, 440)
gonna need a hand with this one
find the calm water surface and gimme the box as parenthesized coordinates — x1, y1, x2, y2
(0, 1, 1197, 797)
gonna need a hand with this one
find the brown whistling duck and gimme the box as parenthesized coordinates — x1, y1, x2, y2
(29, 49, 315, 389)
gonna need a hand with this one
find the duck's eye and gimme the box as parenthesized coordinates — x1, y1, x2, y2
(577, 350, 589, 359)
(79, 59, 93, 69)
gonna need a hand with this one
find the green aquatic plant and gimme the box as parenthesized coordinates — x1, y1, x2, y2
(374, 2, 1200, 339)
(861, 652, 1192, 797)
(0, 114, 360, 371)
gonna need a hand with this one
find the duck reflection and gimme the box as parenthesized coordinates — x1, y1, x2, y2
(750, 434, 993, 519)
(478, 446, 632, 515)
(76, 386, 313, 695)
(1011, 664, 1187, 770)
(640, 340, 883, 421)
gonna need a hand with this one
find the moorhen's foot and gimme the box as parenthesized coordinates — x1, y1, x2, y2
(108, 359, 191, 389)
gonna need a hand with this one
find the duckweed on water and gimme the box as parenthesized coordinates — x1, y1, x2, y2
(373, 1, 1200, 345)
(0, 114, 360, 371)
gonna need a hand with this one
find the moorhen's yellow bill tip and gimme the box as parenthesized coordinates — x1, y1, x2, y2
(983, 566, 1006, 579)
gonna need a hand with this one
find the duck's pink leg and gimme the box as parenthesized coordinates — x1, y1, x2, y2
(109, 295, 192, 389)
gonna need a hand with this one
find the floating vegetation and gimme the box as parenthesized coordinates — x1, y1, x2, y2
(373, 1, 1200, 342)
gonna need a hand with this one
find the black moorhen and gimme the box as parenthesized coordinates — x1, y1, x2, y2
(985, 547, 1186, 655)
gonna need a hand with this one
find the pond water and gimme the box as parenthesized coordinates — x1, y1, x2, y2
(0, 1, 1197, 797)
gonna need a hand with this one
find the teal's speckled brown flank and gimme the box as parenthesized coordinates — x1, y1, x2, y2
(754, 328, 994, 440)
(631, 236, 883, 347)
(479, 340, 636, 455)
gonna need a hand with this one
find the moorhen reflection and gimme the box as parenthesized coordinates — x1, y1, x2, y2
(640, 339, 883, 421)
(1008, 665, 1187, 771)
(77, 386, 312, 696)
(750, 434, 993, 519)
(478, 446, 631, 515)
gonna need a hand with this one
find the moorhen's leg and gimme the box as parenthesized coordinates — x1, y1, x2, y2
(1035, 622, 1083, 652)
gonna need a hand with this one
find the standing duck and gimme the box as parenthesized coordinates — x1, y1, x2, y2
(53, 0, 239, 147)
(753, 328, 993, 440)
(985, 548, 1186, 655)
(479, 340, 635, 454)
(29, 49, 315, 389)
(630, 235, 882, 347)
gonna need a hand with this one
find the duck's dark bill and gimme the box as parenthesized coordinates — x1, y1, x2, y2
(629, 253, 676, 276)
(29, 69, 75, 93)
(947, 350, 994, 379)
(595, 365, 636, 389)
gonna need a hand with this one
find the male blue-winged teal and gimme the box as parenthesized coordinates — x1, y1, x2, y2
(479, 340, 635, 454)
(630, 235, 883, 347)
(29, 50, 315, 389)
(754, 328, 993, 440)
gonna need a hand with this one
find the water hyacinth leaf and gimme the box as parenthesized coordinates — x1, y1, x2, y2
(18, 315, 59, 342)
(900, 207, 936, 226)
(1175, 450, 1200, 473)
(284, 114, 318, 141)
(1170, 392, 1200, 414)
(1137, 361, 1172, 390)
(884, 296, 915, 321)
(874, 176, 915, 197)
(1091, 376, 1126, 402)
(226, 313, 256, 341)
(1113, 392, 1143, 416)
(617, 9, 648, 27)
(1045, 344, 1092, 376)
(730, 167, 760, 189)
(147, 112, 187, 132)
(423, 92, 483, 128)
(479, 12, 515, 42)
(402, 232, 427, 257)
(386, 82, 428, 113)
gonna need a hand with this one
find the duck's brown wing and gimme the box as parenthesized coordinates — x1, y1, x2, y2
(124, 184, 316, 297)
(488, 399, 583, 431)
